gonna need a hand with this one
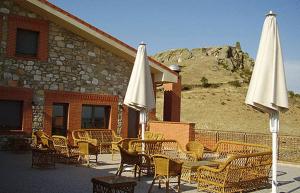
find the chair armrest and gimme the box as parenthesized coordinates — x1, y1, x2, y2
(113, 136, 122, 142)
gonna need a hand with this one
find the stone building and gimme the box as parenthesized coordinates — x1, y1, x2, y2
(0, 0, 180, 142)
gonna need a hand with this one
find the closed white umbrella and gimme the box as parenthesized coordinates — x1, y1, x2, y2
(124, 42, 155, 140)
(245, 11, 289, 193)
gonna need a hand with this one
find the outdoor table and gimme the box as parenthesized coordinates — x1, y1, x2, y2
(181, 160, 219, 183)
(31, 148, 56, 168)
(91, 176, 137, 193)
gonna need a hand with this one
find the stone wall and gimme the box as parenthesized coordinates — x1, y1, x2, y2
(0, 1, 132, 132)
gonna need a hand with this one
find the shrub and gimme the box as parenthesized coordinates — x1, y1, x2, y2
(228, 80, 242, 87)
(288, 91, 295, 98)
(201, 77, 209, 88)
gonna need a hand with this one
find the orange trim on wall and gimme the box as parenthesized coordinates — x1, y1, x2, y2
(6, 15, 49, 61)
(0, 86, 33, 134)
(44, 90, 118, 139)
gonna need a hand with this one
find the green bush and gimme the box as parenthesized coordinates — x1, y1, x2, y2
(288, 91, 295, 98)
(228, 80, 242, 87)
(201, 77, 209, 88)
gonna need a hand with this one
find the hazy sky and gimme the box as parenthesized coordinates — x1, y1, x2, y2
(49, 0, 300, 93)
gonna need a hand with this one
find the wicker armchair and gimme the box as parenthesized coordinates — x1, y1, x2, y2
(186, 141, 204, 161)
(77, 140, 99, 165)
(148, 154, 183, 193)
(33, 130, 54, 149)
(52, 135, 80, 164)
(111, 138, 138, 160)
(116, 145, 145, 180)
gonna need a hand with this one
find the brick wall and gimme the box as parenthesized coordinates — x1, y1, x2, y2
(149, 121, 195, 148)
(0, 86, 33, 134)
(163, 76, 181, 122)
(44, 90, 118, 140)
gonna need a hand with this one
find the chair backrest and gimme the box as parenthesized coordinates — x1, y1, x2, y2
(222, 152, 272, 184)
(34, 130, 54, 148)
(118, 138, 138, 150)
(152, 154, 182, 176)
(52, 135, 68, 154)
(186, 141, 204, 160)
(128, 139, 196, 161)
(213, 140, 271, 155)
(118, 145, 140, 165)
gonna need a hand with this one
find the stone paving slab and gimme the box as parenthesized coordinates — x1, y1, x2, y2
(0, 151, 299, 193)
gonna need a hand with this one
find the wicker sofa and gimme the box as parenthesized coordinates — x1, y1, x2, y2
(72, 129, 122, 154)
(198, 141, 272, 193)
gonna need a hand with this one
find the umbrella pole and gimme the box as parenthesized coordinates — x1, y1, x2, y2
(140, 109, 147, 152)
(270, 112, 279, 193)
(140, 109, 147, 140)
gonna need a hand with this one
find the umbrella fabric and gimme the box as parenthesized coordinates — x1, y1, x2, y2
(245, 11, 289, 193)
(245, 13, 288, 113)
(124, 43, 155, 112)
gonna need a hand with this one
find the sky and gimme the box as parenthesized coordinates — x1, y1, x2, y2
(49, 0, 300, 93)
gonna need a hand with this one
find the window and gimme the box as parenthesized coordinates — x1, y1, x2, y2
(7, 15, 48, 61)
(81, 105, 110, 129)
(52, 103, 68, 136)
(0, 100, 23, 130)
(16, 28, 39, 57)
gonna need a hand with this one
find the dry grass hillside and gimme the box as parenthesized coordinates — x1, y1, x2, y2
(153, 44, 300, 136)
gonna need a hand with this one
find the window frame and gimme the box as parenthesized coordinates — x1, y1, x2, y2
(81, 105, 111, 129)
(0, 100, 23, 131)
(52, 103, 69, 136)
(15, 28, 40, 57)
(7, 15, 48, 61)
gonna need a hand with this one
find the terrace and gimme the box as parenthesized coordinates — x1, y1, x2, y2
(0, 151, 299, 193)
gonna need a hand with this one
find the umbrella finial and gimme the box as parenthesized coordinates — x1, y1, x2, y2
(140, 41, 146, 45)
(266, 10, 277, 17)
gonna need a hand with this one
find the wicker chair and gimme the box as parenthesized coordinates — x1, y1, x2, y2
(148, 154, 183, 193)
(77, 140, 99, 166)
(33, 130, 54, 149)
(116, 145, 144, 180)
(52, 135, 80, 164)
(186, 141, 204, 161)
(111, 138, 138, 160)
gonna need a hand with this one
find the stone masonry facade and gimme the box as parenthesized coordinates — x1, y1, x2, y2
(0, 1, 132, 135)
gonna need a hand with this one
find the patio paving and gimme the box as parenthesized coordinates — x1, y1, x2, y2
(0, 151, 299, 193)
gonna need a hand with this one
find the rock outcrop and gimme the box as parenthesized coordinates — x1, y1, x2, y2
(153, 42, 254, 85)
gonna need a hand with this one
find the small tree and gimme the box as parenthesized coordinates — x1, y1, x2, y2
(201, 77, 209, 88)
(235, 41, 241, 50)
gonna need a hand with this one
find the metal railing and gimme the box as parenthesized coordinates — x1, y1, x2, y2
(195, 129, 300, 163)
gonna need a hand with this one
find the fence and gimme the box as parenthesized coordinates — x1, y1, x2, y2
(195, 129, 300, 163)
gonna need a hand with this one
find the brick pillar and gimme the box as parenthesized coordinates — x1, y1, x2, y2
(163, 76, 181, 122)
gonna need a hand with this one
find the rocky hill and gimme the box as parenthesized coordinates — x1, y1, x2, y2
(152, 43, 300, 136)
(153, 42, 254, 86)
